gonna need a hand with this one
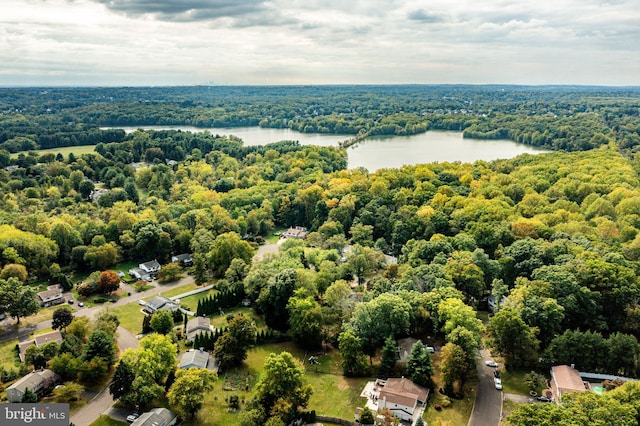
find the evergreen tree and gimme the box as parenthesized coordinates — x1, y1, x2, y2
(379, 336, 398, 378)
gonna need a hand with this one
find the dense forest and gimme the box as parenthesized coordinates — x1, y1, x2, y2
(2, 86, 640, 425)
(1, 85, 640, 154)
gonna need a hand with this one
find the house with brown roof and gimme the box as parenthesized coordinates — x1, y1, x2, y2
(6, 369, 60, 402)
(360, 377, 429, 424)
(550, 365, 589, 402)
(36, 285, 64, 307)
(283, 226, 309, 239)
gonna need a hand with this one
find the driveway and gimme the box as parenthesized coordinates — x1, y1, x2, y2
(468, 348, 502, 426)
(69, 326, 139, 426)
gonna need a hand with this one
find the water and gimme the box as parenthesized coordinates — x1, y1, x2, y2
(109, 126, 548, 171)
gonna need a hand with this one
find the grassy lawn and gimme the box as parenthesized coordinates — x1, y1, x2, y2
(424, 353, 476, 426)
(159, 282, 202, 299)
(501, 369, 545, 396)
(183, 342, 367, 425)
(10, 144, 97, 159)
(265, 228, 285, 244)
(210, 307, 265, 330)
(19, 304, 76, 327)
(89, 415, 127, 426)
(0, 338, 19, 366)
(174, 290, 215, 313)
(107, 303, 146, 335)
(500, 399, 519, 425)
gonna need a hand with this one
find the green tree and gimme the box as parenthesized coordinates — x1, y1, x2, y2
(121, 333, 177, 384)
(52, 307, 74, 331)
(359, 406, 375, 425)
(253, 351, 313, 425)
(406, 341, 434, 388)
(50, 353, 83, 381)
(21, 388, 39, 403)
(257, 268, 297, 331)
(157, 262, 183, 282)
(207, 232, 253, 277)
(150, 310, 175, 335)
(488, 306, 539, 370)
(0, 263, 28, 282)
(213, 314, 257, 370)
(53, 382, 84, 402)
(167, 368, 217, 419)
(49, 221, 83, 265)
(440, 343, 472, 394)
(379, 336, 398, 378)
(287, 296, 323, 349)
(0, 277, 39, 324)
(109, 361, 135, 400)
(84, 243, 118, 270)
(83, 329, 116, 366)
(338, 329, 369, 377)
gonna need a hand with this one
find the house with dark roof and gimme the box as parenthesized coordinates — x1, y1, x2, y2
(171, 253, 193, 266)
(140, 260, 161, 274)
(19, 330, 64, 362)
(143, 295, 179, 314)
(131, 407, 178, 426)
(178, 348, 218, 371)
(36, 285, 64, 307)
(186, 316, 212, 342)
(397, 337, 420, 364)
(6, 369, 60, 402)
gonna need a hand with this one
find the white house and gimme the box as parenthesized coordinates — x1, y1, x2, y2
(6, 369, 60, 402)
(140, 260, 161, 274)
(283, 226, 309, 239)
(178, 349, 218, 372)
(143, 295, 179, 314)
(361, 378, 429, 424)
(36, 285, 64, 307)
(171, 253, 193, 266)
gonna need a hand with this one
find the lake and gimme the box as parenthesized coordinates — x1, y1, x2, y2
(109, 126, 548, 171)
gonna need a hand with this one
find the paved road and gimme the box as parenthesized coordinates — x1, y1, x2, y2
(468, 348, 502, 426)
(0, 274, 204, 426)
(70, 327, 139, 426)
(0, 275, 197, 343)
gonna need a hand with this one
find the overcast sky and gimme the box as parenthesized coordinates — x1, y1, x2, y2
(1, 0, 639, 86)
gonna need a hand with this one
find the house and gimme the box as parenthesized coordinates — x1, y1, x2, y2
(171, 253, 193, 266)
(129, 260, 161, 280)
(90, 188, 108, 202)
(5, 165, 20, 172)
(143, 295, 179, 314)
(550, 365, 589, 402)
(186, 316, 212, 342)
(19, 330, 64, 362)
(140, 260, 161, 274)
(360, 378, 429, 424)
(131, 408, 178, 426)
(487, 295, 508, 313)
(283, 226, 309, 239)
(6, 369, 60, 402)
(178, 348, 218, 372)
(36, 285, 64, 307)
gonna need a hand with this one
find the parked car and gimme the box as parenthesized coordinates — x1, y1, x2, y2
(126, 413, 139, 423)
(108, 298, 117, 303)
(537, 396, 552, 402)
(494, 378, 502, 390)
(77, 302, 84, 307)
(493, 370, 500, 379)
(67, 299, 74, 304)
(426, 346, 436, 353)
(485, 360, 498, 367)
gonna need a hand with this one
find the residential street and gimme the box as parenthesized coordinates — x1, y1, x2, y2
(0, 275, 202, 426)
(468, 348, 502, 426)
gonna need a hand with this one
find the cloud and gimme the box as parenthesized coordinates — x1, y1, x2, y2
(408, 9, 447, 23)
(92, 0, 271, 22)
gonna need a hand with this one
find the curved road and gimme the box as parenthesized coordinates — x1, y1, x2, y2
(0, 275, 202, 426)
(70, 326, 139, 426)
(468, 348, 502, 426)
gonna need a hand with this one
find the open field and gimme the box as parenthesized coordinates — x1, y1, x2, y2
(10, 145, 97, 158)
(89, 415, 127, 426)
(107, 303, 146, 335)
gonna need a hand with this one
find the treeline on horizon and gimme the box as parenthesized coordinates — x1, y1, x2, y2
(0, 85, 639, 154)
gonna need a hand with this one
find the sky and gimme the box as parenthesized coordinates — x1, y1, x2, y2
(1, 0, 639, 86)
